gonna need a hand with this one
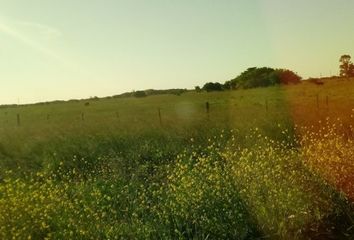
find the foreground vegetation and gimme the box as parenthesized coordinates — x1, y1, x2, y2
(0, 78, 353, 239)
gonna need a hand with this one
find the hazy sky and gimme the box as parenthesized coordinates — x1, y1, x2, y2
(0, 0, 353, 104)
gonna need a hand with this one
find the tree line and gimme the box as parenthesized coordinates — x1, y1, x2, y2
(198, 67, 302, 92)
(198, 54, 354, 92)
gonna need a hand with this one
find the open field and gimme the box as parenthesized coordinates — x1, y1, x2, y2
(0, 78, 354, 239)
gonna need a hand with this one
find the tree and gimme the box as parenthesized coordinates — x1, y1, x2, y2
(350, 64, 354, 77)
(223, 80, 233, 90)
(274, 69, 302, 84)
(225, 67, 301, 89)
(202, 82, 223, 92)
(339, 54, 354, 77)
(195, 86, 202, 92)
(133, 90, 147, 97)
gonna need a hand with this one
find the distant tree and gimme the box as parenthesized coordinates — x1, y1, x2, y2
(339, 54, 354, 77)
(223, 81, 233, 90)
(227, 67, 274, 89)
(195, 86, 202, 92)
(202, 82, 223, 92)
(144, 89, 187, 96)
(133, 90, 147, 98)
(90, 96, 100, 101)
(350, 64, 354, 77)
(274, 69, 302, 84)
(225, 67, 300, 89)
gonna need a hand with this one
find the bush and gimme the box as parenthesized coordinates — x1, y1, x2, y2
(202, 82, 224, 92)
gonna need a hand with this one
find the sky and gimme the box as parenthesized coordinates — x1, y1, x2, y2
(0, 0, 353, 104)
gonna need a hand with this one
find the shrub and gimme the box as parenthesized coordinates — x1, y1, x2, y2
(202, 82, 224, 92)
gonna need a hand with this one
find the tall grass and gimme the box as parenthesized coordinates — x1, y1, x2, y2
(0, 120, 353, 239)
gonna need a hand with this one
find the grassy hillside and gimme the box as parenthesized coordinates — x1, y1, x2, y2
(0, 77, 353, 239)
(0, 78, 353, 171)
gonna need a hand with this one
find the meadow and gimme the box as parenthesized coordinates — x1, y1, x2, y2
(0, 78, 353, 239)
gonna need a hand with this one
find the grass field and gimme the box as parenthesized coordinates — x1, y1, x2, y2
(0, 78, 353, 239)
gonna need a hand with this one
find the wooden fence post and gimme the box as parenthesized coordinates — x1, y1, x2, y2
(206, 102, 210, 119)
(81, 113, 85, 121)
(17, 113, 20, 126)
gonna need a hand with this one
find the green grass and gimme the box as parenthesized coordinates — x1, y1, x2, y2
(0, 84, 300, 170)
(0, 78, 353, 239)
